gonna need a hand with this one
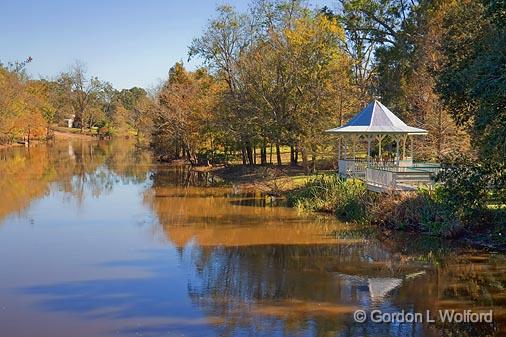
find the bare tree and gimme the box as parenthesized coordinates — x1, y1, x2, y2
(58, 61, 104, 130)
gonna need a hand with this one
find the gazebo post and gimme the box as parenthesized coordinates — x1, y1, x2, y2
(344, 138, 347, 160)
(337, 137, 341, 160)
(410, 136, 414, 161)
(402, 135, 407, 159)
(352, 135, 356, 160)
(376, 135, 385, 159)
(367, 136, 373, 164)
(367, 137, 372, 164)
(395, 137, 400, 165)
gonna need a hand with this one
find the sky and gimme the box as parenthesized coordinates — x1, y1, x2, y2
(1, 0, 337, 90)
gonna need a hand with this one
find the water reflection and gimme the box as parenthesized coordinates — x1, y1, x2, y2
(0, 140, 504, 337)
(0, 140, 151, 222)
(145, 169, 504, 336)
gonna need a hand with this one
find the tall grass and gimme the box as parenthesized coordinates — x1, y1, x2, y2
(288, 176, 463, 237)
(287, 175, 369, 223)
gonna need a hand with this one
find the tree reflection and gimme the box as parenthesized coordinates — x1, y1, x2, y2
(0, 139, 152, 223)
(145, 169, 504, 336)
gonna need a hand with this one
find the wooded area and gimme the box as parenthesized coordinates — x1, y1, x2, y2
(1, 0, 504, 170)
(0, 60, 153, 144)
(151, 0, 504, 171)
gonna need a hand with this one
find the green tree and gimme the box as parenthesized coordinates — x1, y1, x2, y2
(437, 0, 505, 162)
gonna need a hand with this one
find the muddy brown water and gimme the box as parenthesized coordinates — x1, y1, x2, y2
(0, 140, 504, 337)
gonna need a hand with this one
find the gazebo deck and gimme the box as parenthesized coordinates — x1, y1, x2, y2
(326, 100, 437, 192)
(338, 159, 440, 192)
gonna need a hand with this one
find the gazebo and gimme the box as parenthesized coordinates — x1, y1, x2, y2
(326, 100, 438, 191)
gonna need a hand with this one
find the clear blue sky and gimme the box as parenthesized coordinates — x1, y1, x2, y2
(1, 0, 336, 89)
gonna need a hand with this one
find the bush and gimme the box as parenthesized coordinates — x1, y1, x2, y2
(287, 160, 505, 239)
(287, 175, 369, 223)
(368, 186, 462, 237)
(437, 158, 506, 224)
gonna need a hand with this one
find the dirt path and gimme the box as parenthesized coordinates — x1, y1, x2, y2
(53, 130, 95, 140)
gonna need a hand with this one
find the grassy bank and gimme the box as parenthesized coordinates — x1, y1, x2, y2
(286, 173, 506, 250)
(212, 164, 317, 193)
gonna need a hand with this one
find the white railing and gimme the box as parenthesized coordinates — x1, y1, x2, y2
(366, 167, 396, 190)
(341, 160, 440, 191)
(338, 159, 368, 177)
(398, 158, 413, 167)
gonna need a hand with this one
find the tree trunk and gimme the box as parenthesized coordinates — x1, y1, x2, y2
(269, 144, 273, 164)
(311, 145, 317, 173)
(290, 145, 298, 166)
(241, 145, 247, 165)
(276, 143, 282, 166)
(260, 142, 267, 165)
(299, 144, 309, 175)
(246, 145, 254, 166)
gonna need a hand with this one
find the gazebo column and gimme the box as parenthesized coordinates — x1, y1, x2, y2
(337, 136, 341, 160)
(376, 135, 385, 160)
(402, 135, 407, 159)
(410, 136, 414, 161)
(344, 138, 348, 160)
(395, 137, 400, 165)
(367, 136, 372, 164)
(351, 135, 357, 160)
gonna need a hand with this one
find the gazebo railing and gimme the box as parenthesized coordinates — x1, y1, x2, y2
(338, 159, 369, 177)
(339, 158, 396, 177)
(410, 162, 442, 176)
(339, 159, 441, 191)
(365, 166, 436, 191)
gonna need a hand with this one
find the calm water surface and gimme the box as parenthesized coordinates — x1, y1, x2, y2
(0, 140, 504, 337)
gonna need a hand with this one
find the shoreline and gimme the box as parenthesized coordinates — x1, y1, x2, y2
(52, 130, 95, 140)
(0, 129, 96, 150)
(0, 143, 24, 150)
(194, 164, 505, 252)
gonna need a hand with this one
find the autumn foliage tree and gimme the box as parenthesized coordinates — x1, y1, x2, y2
(152, 63, 222, 164)
(185, 0, 356, 169)
(0, 59, 53, 144)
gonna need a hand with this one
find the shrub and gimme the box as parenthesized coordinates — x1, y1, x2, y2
(368, 186, 462, 237)
(287, 175, 369, 222)
(437, 158, 506, 225)
(286, 160, 505, 239)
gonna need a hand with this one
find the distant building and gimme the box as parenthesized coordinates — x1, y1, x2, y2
(63, 115, 75, 128)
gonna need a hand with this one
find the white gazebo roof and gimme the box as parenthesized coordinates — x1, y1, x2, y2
(326, 100, 427, 135)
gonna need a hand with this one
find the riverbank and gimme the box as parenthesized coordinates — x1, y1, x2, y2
(211, 165, 314, 193)
(51, 126, 97, 140)
(0, 127, 96, 150)
(286, 174, 505, 252)
(207, 165, 505, 252)
(53, 130, 95, 140)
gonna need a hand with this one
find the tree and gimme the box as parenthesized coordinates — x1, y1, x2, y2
(437, 0, 505, 162)
(152, 63, 221, 164)
(0, 58, 51, 144)
(189, 5, 258, 164)
(58, 62, 105, 130)
(114, 87, 152, 137)
(331, 0, 471, 160)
